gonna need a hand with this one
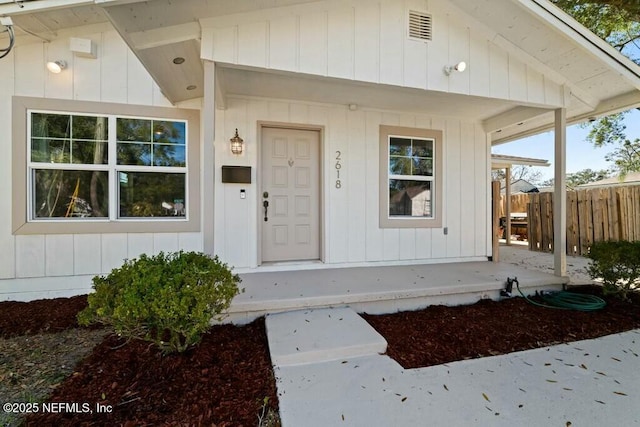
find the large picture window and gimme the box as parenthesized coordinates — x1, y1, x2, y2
(29, 112, 187, 221)
(379, 126, 442, 228)
(13, 97, 200, 234)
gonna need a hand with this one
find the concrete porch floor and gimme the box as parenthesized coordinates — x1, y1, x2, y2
(228, 247, 572, 323)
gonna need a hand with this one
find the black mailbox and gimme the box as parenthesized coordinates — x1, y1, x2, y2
(221, 166, 251, 184)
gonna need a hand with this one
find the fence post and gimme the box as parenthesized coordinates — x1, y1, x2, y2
(541, 193, 553, 253)
(566, 191, 579, 255)
(634, 186, 640, 241)
(492, 181, 501, 262)
(608, 187, 619, 241)
(529, 193, 541, 251)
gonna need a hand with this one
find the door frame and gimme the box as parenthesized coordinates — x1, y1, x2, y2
(257, 121, 325, 266)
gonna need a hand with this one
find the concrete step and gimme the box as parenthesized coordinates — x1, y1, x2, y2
(266, 307, 387, 367)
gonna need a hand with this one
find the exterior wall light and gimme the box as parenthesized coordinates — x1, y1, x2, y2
(46, 60, 67, 73)
(443, 61, 466, 76)
(230, 128, 244, 155)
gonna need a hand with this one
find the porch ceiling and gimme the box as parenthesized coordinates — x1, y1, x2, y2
(218, 65, 517, 123)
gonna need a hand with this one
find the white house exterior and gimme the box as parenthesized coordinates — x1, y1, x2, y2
(0, 0, 639, 301)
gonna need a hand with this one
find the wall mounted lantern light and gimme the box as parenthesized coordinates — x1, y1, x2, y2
(46, 60, 67, 74)
(230, 128, 244, 155)
(443, 61, 467, 76)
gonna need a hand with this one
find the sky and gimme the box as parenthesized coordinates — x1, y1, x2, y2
(492, 108, 640, 183)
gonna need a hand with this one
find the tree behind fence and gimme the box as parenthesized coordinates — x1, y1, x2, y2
(524, 184, 640, 256)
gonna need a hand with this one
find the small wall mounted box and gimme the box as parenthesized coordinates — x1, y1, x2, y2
(221, 166, 251, 184)
(70, 37, 97, 59)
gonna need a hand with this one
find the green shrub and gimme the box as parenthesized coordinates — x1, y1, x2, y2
(78, 251, 242, 353)
(587, 240, 640, 300)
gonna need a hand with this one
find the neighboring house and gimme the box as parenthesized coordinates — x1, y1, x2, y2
(0, 0, 639, 301)
(500, 179, 540, 194)
(577, 172, 640, 188)
(389, 184, 433, 217)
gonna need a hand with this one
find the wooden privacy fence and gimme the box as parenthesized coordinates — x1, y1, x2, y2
(527, 184, 640, 256)
(499, 193, 530, 217)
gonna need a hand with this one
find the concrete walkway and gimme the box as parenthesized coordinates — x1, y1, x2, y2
(267, 307, 640, 426)
(264, 247, 636, 426)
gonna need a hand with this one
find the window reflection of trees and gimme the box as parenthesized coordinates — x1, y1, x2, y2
(388, 137, 433, 177)
(117, 119, 185, 167)
(30, 113, 187, 220)
(388, 136, 434, 218)
(119, 172, 186, 218)
(31, 114, 108, 218)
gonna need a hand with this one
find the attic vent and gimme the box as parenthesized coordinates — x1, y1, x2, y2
(408, 10, 432, 41)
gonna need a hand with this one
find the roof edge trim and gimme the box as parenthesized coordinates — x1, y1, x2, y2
(521, 0, 640, 86)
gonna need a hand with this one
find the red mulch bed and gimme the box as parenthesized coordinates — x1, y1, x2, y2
(0, 295, 89, 338)
(25, 320, 277, 427)
(5, 287, 640, 425)
(1, 295, 278, 427)
(363, 286, 640, 369)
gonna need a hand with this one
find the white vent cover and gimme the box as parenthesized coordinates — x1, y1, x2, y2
(408, 10, 432, 41)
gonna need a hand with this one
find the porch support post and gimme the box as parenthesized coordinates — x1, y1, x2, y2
(202, 60, 216, 255)
(553, 108, 567, 277)
(505, 167, 512, 246)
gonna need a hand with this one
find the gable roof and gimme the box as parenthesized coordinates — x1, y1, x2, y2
(446, 0, 640, 144)
(1, 0, 639, 143)
(500, 179, 540, 194)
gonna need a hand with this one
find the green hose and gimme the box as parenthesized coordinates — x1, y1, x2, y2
(515, 279, 606, 311)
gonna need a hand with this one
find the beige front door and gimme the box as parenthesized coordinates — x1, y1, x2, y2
(261, 127, 320, 262)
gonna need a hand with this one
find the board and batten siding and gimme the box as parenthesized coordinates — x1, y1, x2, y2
(201, 0, 564, 106)
(0, 28, 204, 300)
(214, 96, 488, 269)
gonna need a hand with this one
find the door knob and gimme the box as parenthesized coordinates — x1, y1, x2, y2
(263, 200, 269, 221)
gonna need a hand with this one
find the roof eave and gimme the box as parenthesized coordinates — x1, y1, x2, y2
(518, 0, 640, 89)
(491, 154, 550, 169)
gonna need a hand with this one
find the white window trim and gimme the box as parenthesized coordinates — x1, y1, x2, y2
(13, 96, 201, 235)
(379, 125, 443, 229)
(387, 134, 436, 219)
(27, 110, 188, 222)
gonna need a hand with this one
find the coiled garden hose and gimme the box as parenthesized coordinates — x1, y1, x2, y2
(511, 277, 606, 311)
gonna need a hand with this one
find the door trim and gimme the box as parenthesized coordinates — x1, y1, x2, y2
(257, 122, 325, 266)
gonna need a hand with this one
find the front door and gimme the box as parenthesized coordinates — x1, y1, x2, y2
(261, 127, 320, 262)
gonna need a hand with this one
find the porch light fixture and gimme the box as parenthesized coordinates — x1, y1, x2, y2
(230, 128, 244, 155)
(46, 60, 67, 74)
(443, 61, 466, 76)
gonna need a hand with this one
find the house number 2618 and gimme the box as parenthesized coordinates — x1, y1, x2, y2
(335, 151, 342, 189)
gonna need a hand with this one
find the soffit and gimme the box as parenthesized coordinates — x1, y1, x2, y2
(99, 0, 325, 104)
(4, 4, 108, 42)
(218, 65, 518, 122)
